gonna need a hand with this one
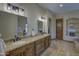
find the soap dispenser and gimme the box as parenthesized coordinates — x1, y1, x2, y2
(32, 29, 35, 36)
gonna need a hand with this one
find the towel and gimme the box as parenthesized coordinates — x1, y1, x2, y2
(0, 38, 6, 56)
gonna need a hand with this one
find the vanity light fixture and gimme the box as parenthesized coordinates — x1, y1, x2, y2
(38, 17, 45, 21)
(7, 3, 12, 10)
(59, 4, 63, 7)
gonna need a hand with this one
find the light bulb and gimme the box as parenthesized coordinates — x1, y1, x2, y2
(59, 4, 63, 7)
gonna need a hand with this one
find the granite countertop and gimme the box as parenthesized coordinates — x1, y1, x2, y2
(5, 34, 50, 52)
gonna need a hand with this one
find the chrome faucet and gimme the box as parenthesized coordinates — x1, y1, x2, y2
(14, 35, 21, 42)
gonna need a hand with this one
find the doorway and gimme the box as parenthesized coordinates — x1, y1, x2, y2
(56, 18, 63, 40)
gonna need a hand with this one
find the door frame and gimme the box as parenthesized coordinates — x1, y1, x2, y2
(56, 18, 63, 40)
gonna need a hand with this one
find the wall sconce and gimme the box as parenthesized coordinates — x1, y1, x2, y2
(38, 16, 46, 21)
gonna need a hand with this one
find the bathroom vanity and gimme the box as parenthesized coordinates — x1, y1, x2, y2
(5, 34, 51, 56)
(0, 4, 50, 56)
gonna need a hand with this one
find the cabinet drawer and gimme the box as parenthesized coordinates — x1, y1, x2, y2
(25, 42, 34, 49)
(24, 47, 34, 56)
(35, 39, 42, 44)
(7, 46, 25, 56)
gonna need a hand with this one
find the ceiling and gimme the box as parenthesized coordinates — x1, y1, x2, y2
(38, 3, 79, 15)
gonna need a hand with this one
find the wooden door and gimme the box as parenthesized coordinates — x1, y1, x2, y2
(56, 19, 63, 40)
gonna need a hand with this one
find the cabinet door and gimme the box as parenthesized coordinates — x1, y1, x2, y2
(48, 36, 51, 46)
(35, 39, 45, 56)
(24, 42, 35, 56)
(25, 47, 34, 56)
(45, 37, 49, 49)
(6, 46, 25, 56)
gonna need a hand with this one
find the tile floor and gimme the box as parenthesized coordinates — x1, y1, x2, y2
(41, 39, 79, 56)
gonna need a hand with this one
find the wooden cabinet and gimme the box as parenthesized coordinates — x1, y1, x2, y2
(35, 39, 45, 56)
(44, 36, 51, 49)
(48, 36, 51, 46)
(6, 42, 35, 56)
(6, 35, 51, 56)
(45, 37, 49, 49)
(6, 46, 25, 56)
(24, 42, 35, 56)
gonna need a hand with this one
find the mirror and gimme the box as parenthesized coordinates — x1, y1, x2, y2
(17, 16, 27, 38)
(0, 11, 28, 41)
(37, 20, 43, 34)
